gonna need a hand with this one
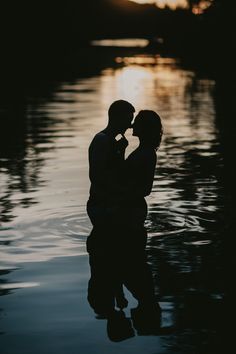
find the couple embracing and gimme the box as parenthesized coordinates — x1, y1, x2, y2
(86, 100, 163, 334)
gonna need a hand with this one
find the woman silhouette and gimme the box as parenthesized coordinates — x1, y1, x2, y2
(128, 110, 162, 208)
(118, 110, 163, 247)
(106, 110, 163, 333)
(115, 110, 163, 333)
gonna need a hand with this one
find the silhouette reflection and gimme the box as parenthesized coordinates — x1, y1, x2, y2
(87, 225, 162, 341)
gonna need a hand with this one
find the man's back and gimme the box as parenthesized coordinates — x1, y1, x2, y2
(88, 130, 124, 204)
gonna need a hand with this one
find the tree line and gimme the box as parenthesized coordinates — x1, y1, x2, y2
(0, 0, 234, 77)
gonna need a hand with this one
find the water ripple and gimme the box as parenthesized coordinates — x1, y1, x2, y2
(0, 57, 224, 289)
(0, 210, 90, 265)
(0, 282, 39, 290)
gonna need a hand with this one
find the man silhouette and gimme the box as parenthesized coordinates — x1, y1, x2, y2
(86, 100, 135, 316)
(87, 99, 135, 236)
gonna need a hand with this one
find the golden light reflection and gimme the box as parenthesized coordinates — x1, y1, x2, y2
(100, 56, 186, 113)
(91, 38, 149, 48)
(116, 55, 177, 65)
(100, 66, 153, 111)
(99, 54, 216, 155)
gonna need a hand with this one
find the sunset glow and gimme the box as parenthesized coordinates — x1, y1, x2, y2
(129, 0, 188, 9)
(192, 0, 212, 14)
(129, 0, 213, 12)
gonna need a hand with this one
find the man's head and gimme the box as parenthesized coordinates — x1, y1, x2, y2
(108, 100, 135, 134)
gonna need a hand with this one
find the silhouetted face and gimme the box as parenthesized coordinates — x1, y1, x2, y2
(118, 111, 134, 134)
(132, 116, 142, 137)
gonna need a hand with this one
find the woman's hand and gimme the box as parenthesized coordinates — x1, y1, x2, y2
(116, 135, 129, 152)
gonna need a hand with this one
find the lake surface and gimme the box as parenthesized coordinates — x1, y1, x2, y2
(0, 49, 228, 353)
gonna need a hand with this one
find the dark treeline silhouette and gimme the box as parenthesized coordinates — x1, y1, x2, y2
(0, 0, 234, 79)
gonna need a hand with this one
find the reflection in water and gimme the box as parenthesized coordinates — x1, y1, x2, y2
(91, 38, 149, 48)
(0, 53, 227, 351)
(87, 225, 162, 341)
(0, 281, 39, 291)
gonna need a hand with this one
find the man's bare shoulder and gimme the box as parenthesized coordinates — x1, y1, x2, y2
(89, 131, 110, 150)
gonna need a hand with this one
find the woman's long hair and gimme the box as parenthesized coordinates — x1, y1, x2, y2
(134, 110, 163, 150)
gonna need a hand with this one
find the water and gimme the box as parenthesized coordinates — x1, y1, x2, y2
(0, 51, 227, 352)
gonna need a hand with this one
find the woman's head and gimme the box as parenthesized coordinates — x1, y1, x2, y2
(132, 110, 163, 150)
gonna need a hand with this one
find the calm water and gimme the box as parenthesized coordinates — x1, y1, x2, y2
(0, 51, 227, 352)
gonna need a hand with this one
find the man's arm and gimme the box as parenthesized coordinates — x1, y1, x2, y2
(89, 134, 111, 187)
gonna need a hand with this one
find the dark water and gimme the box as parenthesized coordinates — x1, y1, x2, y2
(0, 47, 231, 353)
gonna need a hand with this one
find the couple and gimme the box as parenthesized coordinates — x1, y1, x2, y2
(86, 100, 163, 337)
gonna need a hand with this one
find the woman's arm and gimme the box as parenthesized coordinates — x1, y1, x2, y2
(123, 150, 157, 198)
